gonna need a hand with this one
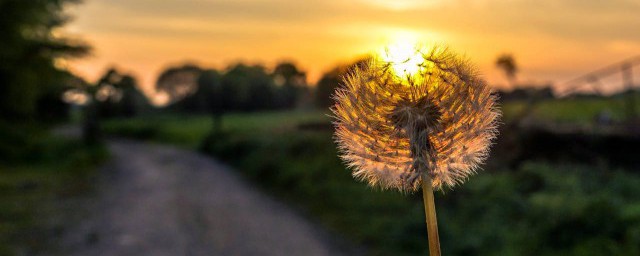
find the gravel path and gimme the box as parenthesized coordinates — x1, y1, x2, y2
(59, 139, 345, 256)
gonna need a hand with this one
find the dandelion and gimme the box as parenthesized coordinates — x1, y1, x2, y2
(332, 43, 500, 255)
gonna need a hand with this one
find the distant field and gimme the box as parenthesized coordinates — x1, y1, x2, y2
(103, 98, 640, 255)
(103, 111, 329, 148)
(503, 95, 640, 126)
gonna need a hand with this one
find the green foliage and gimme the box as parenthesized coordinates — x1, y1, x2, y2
(102, 111, 329, 148)
(223, 139, 640, 255)
(94, 68, 149, 119)
(177, 69, 222, 114)
(272, 62, 307, 108)
(502, 94, 640, 126)
(439, 163, 640, 256)
(0, 135, 107, 255)
(158, 62, 310, 115)
(205, 128, 640, 255)
(104, 111, 640, 255)
(155, 64, 203, 105)
(0, 121, 47, 163)
(0, 0, 88, 121)
(221, 64, 276, 111)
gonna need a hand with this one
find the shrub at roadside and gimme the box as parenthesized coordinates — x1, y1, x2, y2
(0, 135, 108, 255)
(203, 129, 640, 256)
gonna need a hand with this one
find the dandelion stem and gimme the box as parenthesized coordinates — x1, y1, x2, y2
(422, 172, 441, 256)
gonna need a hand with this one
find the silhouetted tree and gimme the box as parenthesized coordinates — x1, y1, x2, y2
(36, 73, 74, 122)
(0, 0, 89, 122)
(161, 62, 310, 114)
(168, 68, 225, 131)
(73, 68, 147, 144)
(221, 64, 275, 111)
(197, 70, 223, 132)
(168, 68, 218, 113)
(156, 64, 202, 105)
(272, 62, 306, 108)
(94, 68, 123, 119)
(117, 75, 147, 118)
(0, 0, 90, 158)
(315, 58, 368, 109)
(496, 54, 518, 87)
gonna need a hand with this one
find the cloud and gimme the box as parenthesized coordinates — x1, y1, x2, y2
(65, 0, 640, 90)
(83, 0, 344, 23)
(74, 0, 640, 43)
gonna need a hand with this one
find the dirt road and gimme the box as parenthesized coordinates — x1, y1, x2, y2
(58, 139, 345, 256)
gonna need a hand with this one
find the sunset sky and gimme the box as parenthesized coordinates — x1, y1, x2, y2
(62, 0, 640, 100)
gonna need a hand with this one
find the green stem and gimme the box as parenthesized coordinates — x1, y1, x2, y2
(422, 172, 441, 256)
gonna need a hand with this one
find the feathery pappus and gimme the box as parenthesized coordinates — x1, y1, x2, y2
(332, 45, 500, 192)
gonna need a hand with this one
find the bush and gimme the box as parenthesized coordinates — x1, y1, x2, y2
(0, 134, 108, 255)
(205, 129, 640, 255)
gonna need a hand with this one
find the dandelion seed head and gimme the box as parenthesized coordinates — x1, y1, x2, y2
(332, 45, 500, 192)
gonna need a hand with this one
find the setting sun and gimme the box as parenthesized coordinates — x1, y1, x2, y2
(380, 40, 424, 78)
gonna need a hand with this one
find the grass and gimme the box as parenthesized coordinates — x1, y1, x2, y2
(0, 134, 108, 255)
(102, 110, 329, 148)
(503, 93, 640, 126)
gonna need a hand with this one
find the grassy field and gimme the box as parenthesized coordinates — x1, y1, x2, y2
(0, 134, 107, 255)
(103, 111, 330, 148)
(502, 94, 640, 126)
(102, 98, 640, 255)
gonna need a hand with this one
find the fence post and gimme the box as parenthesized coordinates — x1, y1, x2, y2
(622, 63, 636, 120)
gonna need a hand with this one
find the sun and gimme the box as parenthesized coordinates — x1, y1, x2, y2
(380, 40, 424, 77)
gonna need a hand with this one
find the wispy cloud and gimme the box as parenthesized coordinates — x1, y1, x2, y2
(64, 0, 640, 91)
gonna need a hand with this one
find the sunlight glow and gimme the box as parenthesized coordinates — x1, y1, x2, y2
(380, 39, 424, 78)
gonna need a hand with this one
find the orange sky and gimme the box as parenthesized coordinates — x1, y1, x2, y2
(62, 0, 640, 101)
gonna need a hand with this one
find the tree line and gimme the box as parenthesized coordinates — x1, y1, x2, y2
(155, 59, 369, 115)
(77, 59, 366, 121)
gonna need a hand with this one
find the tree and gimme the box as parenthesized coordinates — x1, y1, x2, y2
(0, 0, 89, 122)
(68, 68, 147, 144)
(0, 0, 90, 158)
(167, 68, 224, 132)
(315, 58, 369, 109)
(197, 70, 223, 132)
(117, 75, 147, 118)
(155, 64, 202, 105)
(167, 68, 220, 114)
(272, 62, 307, 108)
(495, 54, 518, 87)
(221, 64, 275, 111)
(94, 68, 123, 119)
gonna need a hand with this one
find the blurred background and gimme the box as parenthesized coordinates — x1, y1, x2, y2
(1, 0, 640, 255)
